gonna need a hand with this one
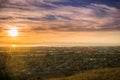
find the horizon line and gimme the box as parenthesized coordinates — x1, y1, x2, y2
(0, 43, 120, 47)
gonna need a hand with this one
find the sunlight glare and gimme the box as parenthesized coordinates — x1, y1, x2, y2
(11, 44, 17, 47)
(8, 28, 18, 37)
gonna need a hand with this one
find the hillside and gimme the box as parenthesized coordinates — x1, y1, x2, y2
(49, 68, 120, 80)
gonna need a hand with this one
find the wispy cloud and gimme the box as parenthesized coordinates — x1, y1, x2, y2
(0, 0, 120, 32)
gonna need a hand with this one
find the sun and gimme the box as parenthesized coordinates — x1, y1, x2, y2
(8, 28, 18, 37)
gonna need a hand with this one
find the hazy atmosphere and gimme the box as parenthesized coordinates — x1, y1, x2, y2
(0, 0, 120, 46)
(0, 1, 120, 80)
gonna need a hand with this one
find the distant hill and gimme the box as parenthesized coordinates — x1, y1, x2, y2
(48, 68, 120, 80)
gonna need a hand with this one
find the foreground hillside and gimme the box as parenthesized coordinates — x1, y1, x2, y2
(49, 68, 120, 80)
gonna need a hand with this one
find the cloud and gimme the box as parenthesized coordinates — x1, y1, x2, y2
(0, 0, 120, 32)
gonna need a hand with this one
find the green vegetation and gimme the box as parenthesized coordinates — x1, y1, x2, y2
(48, 68, 120, 80)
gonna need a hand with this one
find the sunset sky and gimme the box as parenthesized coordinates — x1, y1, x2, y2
(0, 0, 120, 46)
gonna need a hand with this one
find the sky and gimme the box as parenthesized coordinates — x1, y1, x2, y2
(0, 0, 120, 46)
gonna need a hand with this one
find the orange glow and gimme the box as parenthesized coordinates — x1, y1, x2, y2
(11, 44, 17, 47)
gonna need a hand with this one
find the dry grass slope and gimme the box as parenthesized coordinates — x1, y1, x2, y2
(48, 68, 120, 80)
